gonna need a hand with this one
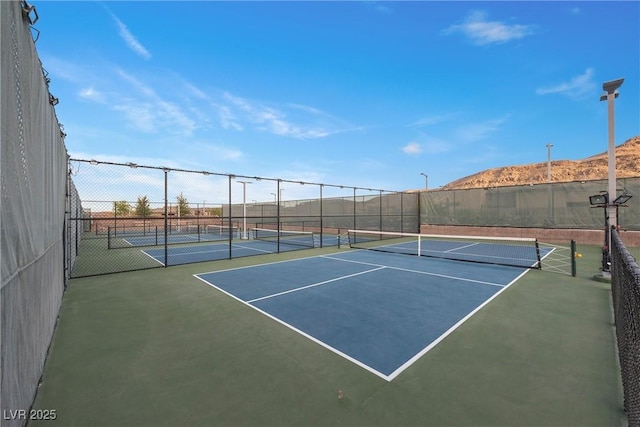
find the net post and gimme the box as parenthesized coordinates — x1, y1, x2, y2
(164, 169, 169, 267)
(571, 240, 577, 277)
(417, 235, 421, 256)
(228, 175, 233, 259)
(534, 240, 542, 269)
(107, 226, 112, 249)
(319, 184, 324, 248)
(277, 179, 281, 253)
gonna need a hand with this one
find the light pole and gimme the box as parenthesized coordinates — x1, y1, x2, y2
(420, 172, 428, 190)
(546, 143, 553, 183)
(546, 143, 554, 225)
(600, 78, 624, 259)
(237, 180, 252, 239)
(270, 192, 277, 202)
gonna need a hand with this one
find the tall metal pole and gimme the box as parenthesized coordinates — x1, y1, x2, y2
(228, 175, 233, 259)
(420, 172, 428, 190)
(319, 184, 324, 248)
(276, 180, 281, 252)
(379, 190, 383, 231)
(164, 169, 168, 267)
(353, 187, 357, 230)
(546, 143, 553, 225)
(600, 78, 624, 264)
(237, 180, 252, 239)
(546, 143, 553, 182)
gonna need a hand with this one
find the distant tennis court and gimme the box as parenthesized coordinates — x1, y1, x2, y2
(195, 249, 535, 381)
(142, 231, 340, 265)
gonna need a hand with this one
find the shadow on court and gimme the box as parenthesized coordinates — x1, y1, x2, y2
(30, 244, 625, 426)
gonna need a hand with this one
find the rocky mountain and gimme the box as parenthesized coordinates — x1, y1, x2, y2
(442, 135, 640, 190)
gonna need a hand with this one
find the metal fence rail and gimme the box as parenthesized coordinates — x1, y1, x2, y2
(68, 158, 419, 277)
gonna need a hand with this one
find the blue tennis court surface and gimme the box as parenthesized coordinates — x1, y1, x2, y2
(122, 232, 228, 246)
(194, 250, 532, 381)
(141, 234, 341, 265)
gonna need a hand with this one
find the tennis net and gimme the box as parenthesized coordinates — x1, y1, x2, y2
(252, 228, 316, 248)
(107, 224, 238, 248)
(611, 229, 640, 426)
(204, 224, 239, 237)
(347, 229, 541, 269)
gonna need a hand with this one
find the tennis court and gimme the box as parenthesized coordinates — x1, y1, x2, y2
(195, 248, 537, 380)
(140, 230, 341, 265)
(113, 225, 235, 247)
(29, 242, 625, 426)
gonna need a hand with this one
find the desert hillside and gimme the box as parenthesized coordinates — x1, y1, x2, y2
(442, 135, 640, 190)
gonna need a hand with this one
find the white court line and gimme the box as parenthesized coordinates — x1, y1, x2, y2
(421, 248, 533, 264)
(121, 238, 135, 247)
(148, 242, 272, 261)
(192, 273, 392, 381)
(321, 254, 505, 288)
(194, 252, 326, 276)
(445, 241, 479, 253)
(366, 241, 536, 266)
(142, 244, 228, 265)
(386, 267, 531, 381)
(164, 246, 230, 257)
(141, 248, 165, 266)
(232, 243, 273, 254)
(247, 267, 386, 303)
(193, 250, 534, 382)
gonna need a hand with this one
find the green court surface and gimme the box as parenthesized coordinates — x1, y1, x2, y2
(31, 244, 625, 426)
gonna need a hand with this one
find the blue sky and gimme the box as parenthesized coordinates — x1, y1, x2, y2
(34, 1, 639, 203)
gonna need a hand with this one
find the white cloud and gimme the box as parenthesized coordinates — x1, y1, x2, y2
(356, 157, 386, 171)
(112, 102, 157, 133)
(454, 116, 508, 143)
(191, 142, 244, 161)
(422, 136, 452, 154)
(111, 68, 197, 136)
(182, 81, 208, 100)
(363, 1, 392, 14)
(222, 92, 340, 139)
(111, 14, 152, 60)
(287, 103, 326, 115)
(116, 68, 156, 97)
(402, 142, 422, 155)
(40, 55, 86, 82)
(78, 86, 106, 103)
(536, 68, 596, 99)
(214, 103, 243, 131)
(442, 11, 534, 45)
(408, 113, 458, 128)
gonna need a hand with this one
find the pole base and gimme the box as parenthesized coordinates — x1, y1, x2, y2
(592, 271, 612, 283)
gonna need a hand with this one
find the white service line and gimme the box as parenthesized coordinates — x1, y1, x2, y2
(247, 266, 386, 303)
(322, 254, 505, 287)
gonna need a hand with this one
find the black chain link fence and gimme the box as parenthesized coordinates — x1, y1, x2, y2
(611, 229, 640, 426)
(68, 158, 419, 277)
